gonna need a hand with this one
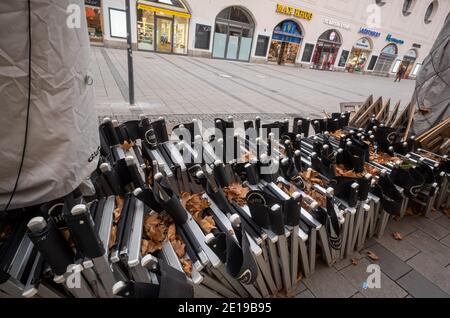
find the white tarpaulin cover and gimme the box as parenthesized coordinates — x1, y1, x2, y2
(0, 0, 99, 210)
(412, 14, 450, 135)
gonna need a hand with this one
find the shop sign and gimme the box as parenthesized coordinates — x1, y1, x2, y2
(355, 38, 371, 49)
(85, 0, 101, 7)
(322, 18, 350, 31)
(386, 34, 404, 45)
(358, 27, 380, 38)
(276, 4, 313, 21)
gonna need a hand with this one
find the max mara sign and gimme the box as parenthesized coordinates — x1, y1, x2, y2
(276, 4, 313, 21)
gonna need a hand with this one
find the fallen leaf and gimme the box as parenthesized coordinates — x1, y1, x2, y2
(109, 226, 117, 249)
(224, 183, 249, 206)
(171, 237, 186, 259)
(121, 140, 135, 152)
(366, 250, 379, 261)
(199, 216, 216, 233)
(167, 223, 176, 241)
(392, 232, 403, 241)
(351, 258, 359, 266)
(181, 259, 193, 277)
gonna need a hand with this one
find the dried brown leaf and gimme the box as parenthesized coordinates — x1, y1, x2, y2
(224, 183, 249, 206)
(121, 140, 135, 152)
(366, 250, 379, 261)
(351, 258, 359, 266)
(167, 224, 176, 241)
(171, 237, 186, 259)
(109, 226, 117, 249)
(199, 216, 216, 233)
(181, 259, 193, 277)
(392, 232, 403, 241)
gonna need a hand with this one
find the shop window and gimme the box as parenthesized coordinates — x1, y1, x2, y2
(86, 6, 103, 43)
(173, 17, 188, 54)
(367, 55, 378, 70)
(301, 43, 315, 62)
(402, 0, 415, 16)
(195, 24, 211, 50)
(338, 50, 350, 67)
(255, 35, 270, 57)
(424, 1, 438, 24)
(137, 9, 155, 51)
(392, 60, 402, 73)
(412, 63, 422, 76)
(109, 8, 126, 39)
(213, 6, 255, 61)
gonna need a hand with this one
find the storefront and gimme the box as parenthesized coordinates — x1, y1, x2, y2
(346, 37, 372, 73)
(137, 0, 191, 54)
(268, 20, 303, 65)
(311, 29, 342, 70)
(401, 49, 418, 78)
(212, 6, 255, 61)
(85, 0, 103, 43)
(372, 43, 398, 76)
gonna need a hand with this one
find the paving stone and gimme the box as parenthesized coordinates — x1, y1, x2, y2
(363, 243, 412, 280)
(406, 217, 449, 240)
(333, 252, 364, 271)
(351, 292, 366, 298)
(407, 252, 450, 295)
(436, 215, 450, 231)
(303, 263, 357, 298)
(404, 230, 450, 266)
(397, 270, 450, 298)
(375, 231, 420, 262)
(426, 209, 446, 221)
(386, 219, 418, 237)
(292, 282, 307, 295)
(340, 258, 407, 298)
(441, 235, 450, 248)
(295, 290, 315, 298)
(92, 47, 416, 118)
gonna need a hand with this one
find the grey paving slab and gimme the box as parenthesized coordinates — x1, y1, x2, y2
(295, 290, 316, 298)
(436, 215, 450, 232)
(404, 230, 450, 266)
(350, 292, 366, 298)
(375, 231, 420, 262)
(386, 219, 418, 237)
(397, 270, 450, 298)
(340, 258, 408, 298)
(405, 216, 449, 240)
(441, 235, 450, 248)
(333, 252, 364, 271)
(407, 252, 450, 294)
(364, 244, 412, 280)
(292, 282, 307, 295)
(92, 47, 416, 118)
(426, 209, 446, 221)
(303, 263, 357, 298)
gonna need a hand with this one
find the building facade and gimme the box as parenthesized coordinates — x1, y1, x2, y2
(90, 0, 450, 78)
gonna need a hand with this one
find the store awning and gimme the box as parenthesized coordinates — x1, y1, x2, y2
(137, 3, 191, 18)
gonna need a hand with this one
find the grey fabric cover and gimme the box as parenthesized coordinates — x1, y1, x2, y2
(412, 14, 450, 136)
(0, 0, 99, 210)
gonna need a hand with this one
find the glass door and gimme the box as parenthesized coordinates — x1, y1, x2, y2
(156, 16, 173, 53)
(226, 26, 241, 60)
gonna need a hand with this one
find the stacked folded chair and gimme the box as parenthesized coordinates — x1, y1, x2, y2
(1, 112, 449, 298)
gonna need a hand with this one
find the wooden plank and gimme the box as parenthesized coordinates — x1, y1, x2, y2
(354, 96, 383, 127)
(349, 94, 373, 125)
(386, 101, 401, 126)
(392, 102, 412, 129)
(376, 98, 391, 123)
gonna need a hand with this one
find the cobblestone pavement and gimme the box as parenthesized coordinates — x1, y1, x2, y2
(92, 47, 416, 121)
(92, 47, 450, 298)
